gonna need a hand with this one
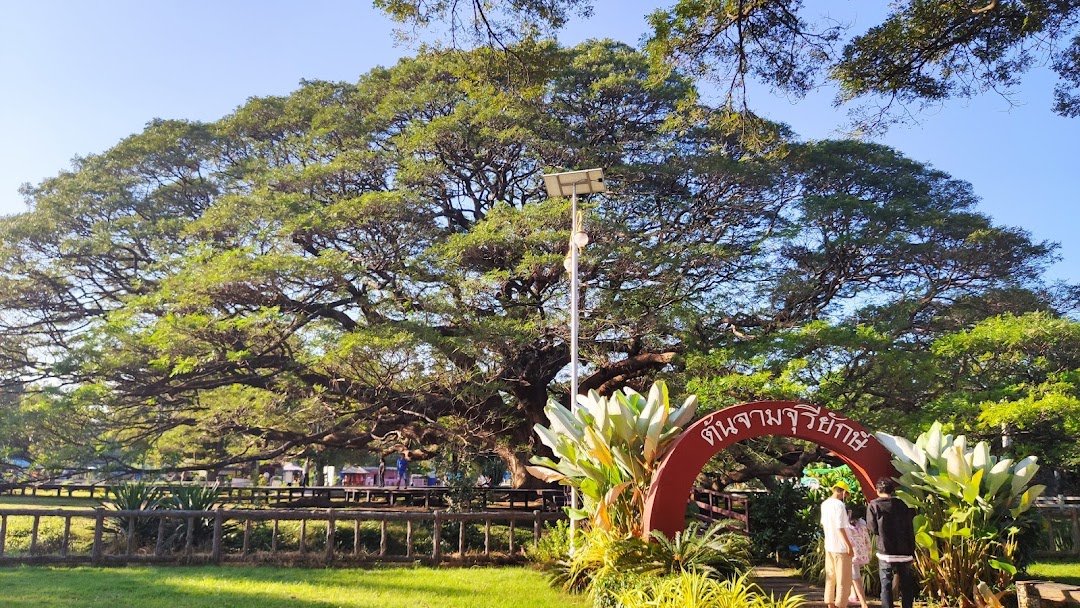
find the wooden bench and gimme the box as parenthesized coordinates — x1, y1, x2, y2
(1017, 581, 1080, 608)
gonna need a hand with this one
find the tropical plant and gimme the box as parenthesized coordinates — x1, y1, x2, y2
(524, 520, 577, 568)
(644, 520, 751, 579)
(876, 421, 1046, 608)
(101, 481, 166, 544)
(166, 483, 223, 547)
(615, 570, 806, 608)
(549, 527, 652, 594)
(748, 479, 820, 563)
(527, 380, 697, 537)
(549, 519, 752, 604)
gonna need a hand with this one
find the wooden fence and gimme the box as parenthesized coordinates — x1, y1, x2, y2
(0, 483, 565, 511)
(0, 507, 564, 566)
(690, 488, 750, 532)
(1036, 503, 1080, 557)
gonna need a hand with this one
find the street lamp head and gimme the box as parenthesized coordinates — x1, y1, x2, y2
(573, 231, 589, 248)
(542, 168, 606, 198)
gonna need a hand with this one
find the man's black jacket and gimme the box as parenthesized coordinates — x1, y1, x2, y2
(867, 496, 916, 557)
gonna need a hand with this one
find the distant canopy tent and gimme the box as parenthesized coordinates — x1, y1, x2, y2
(801, 464, 853, 489)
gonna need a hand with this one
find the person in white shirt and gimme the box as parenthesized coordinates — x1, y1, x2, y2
(821, 481, 855, 608)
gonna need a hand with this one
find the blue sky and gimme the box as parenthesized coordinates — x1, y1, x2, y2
(2, 0, 1077, 282)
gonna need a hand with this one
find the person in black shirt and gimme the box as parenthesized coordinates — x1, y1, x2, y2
(867, 477, 917, 608)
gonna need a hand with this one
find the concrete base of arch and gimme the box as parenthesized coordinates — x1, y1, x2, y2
(642, 401, 897, 540)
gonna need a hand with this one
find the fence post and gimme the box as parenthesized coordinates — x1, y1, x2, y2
(126, 513, 136, 555)
(533, 510, 541, 547)
(325, 509, 336, 563)
(1048, 511, 1058, 552)
(379, 519, 387, 556)
(92, 508, 105, 564)
(185, 515, 195, 555)
(0, 514, 7, 557)
(1071, 508, 1080, 557)
(406, 520, 414, 558)
(155, 514, 167, 556)
(211, 508, 224, 564)
(353, 519, 360, 556)
(459, 516, 466, 556)
(432, 511, 442, 561)
(63, 515, 72, 557)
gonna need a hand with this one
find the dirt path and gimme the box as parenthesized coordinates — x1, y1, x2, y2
(753, 566, 879, 608)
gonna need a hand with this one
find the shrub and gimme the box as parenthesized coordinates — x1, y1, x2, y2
(748, 480, 821, 563)
(550, 520, 752, 600)
(615, 570, 806, 608)
(550, 528, 652, 594)
(526, 520, 575, 567)
(165, 484, 225, 548)
(644, 520, 751, 579)
(101, 481, 166, 547)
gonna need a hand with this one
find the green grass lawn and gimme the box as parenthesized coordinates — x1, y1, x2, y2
(0, 564, 589, 608)
(1027, 560, 1080, 586)
(0, 495, 100, 509)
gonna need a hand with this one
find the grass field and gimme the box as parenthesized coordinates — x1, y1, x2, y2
(1027, 560, 1080, 586)
(0, 495, 100, 509)
(0, 564, 589, 608)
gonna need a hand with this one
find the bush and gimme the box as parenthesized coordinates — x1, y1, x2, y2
(616, 570, 806, 608)
(549, 521, 752, 599)
(526, 520, 575, 567)
(645, 520, 751, 579)
(549, 528, 653, 593)
(749, 481, 823, 564)
(101, 481, 165, 547)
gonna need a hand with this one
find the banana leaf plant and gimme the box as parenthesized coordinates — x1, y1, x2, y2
(526, 381, 697, 538)
(876, 422, 1046, 608)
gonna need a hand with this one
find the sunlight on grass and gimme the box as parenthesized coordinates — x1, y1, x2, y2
(1028, 560, 1080, 586)
(0, 565, 590, 608)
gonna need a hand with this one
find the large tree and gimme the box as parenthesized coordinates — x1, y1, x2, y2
(0, 40, 1059, 485)
(376, 0, 1080, 127)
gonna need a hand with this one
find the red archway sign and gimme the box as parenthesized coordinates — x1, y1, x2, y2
(642, 400, 898, 540)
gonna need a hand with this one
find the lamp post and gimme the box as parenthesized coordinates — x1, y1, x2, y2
(542, 168, 605, 552)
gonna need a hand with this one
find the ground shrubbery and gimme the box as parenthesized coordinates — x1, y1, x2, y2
(529, 513, 798, 607)
(748, 480, 821, 565)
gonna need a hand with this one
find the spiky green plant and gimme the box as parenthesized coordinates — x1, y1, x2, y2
(615, 570, 805, 608)
(644, 520, 751, 579)
(549, 527, 652, 594)
(876, 422, 1046, 608)
(101, 481, 165, 546)
(166, 483, 223, 547)
(527, 380, 696, 537)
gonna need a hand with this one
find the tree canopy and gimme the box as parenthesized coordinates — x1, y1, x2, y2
(376, 0, 1080, 128)
(0, 39, 1069, 487)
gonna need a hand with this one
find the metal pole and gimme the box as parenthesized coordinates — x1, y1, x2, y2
(569, 182, 581, 554)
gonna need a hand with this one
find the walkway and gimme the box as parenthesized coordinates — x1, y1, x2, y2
(753, 566, 878, 608)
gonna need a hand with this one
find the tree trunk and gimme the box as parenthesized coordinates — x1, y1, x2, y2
(494, 444, 547, 490)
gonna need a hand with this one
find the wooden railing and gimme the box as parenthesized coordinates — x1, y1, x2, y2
(0, 507, 564, 566)
(690, 488, 750, 532)
(1035, 502, 1080, 557)
(0, 483, 565, 511)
